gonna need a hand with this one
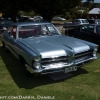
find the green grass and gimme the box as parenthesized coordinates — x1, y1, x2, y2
(0, 41, 100, 100)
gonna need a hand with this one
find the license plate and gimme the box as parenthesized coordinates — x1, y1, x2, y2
(65, 66, 77, 73)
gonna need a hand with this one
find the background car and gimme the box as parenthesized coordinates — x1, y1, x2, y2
(25, 18, 48, 22)
(52, 16, 66, 21)
(65, 24, 100, 44)
(25, 16, 47, 22)
(63, 18, 89, 29)
(88, 19, 100, 24)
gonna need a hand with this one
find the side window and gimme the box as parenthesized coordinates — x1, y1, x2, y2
(74, 20, 78, 23)
(74, 20, 80, 24)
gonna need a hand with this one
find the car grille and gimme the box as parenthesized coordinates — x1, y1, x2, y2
(41, 56, 69, 65)
(40, 50, 93, 67)
(74, 50, 93, 63)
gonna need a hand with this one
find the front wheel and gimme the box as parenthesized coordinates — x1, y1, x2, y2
(2, 42, 5, 48)
(23, 61, 33, 77)
(20, 56, 33, 77)
(25, 69, 33, 77)
(5, 44, 9, 52)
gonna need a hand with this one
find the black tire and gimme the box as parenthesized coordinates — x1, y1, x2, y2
(25, 69, 33, 77)
(5, 45, 9, 52)
(23, 63, 33, 77)
(2, 42, 5, 48)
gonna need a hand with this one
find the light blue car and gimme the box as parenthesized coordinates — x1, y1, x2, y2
(0, 22, 99, 76)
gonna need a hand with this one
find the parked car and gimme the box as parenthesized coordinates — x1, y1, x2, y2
(25, 18, 48, 22)
(88, 19, 100, 24)
(25, 16, 43, 22)
(63, 18, 89, 29)
(65, 24, 100, 44)
(52, 16, 66, 21)
(0, 22, 98, 76)
(33, 16, 43, 20)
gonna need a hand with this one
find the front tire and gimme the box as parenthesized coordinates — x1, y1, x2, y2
(2, 42, 5, 48)
(25, 69, 33, 77)
(5, 44, 9, 52)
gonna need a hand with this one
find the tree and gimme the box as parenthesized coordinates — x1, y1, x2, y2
(0, 0, 82, 22)
(0, 0, 21, 21)
(32, 0, 82, 21)
(0, 0, 33, 22)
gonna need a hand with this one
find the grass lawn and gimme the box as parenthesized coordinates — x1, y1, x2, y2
(0, 41, 100, 100)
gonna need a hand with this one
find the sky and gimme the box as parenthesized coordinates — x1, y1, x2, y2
(82, 0, 100, 3)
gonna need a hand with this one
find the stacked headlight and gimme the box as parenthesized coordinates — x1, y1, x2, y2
(34, 56, 41, 62)
(33, 56, 41, 69)
(93, 46, 98, 57)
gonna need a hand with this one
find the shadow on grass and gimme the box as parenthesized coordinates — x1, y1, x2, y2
(0, 45, 88, 89)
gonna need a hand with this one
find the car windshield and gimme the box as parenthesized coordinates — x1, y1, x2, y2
(18, 24, 60, 38)
(81, 25, 94, 32)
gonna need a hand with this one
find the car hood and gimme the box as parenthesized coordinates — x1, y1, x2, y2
(18, 35, 90, 58)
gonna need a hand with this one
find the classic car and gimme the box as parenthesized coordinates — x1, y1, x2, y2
(88, 19, 100, 24)
(63, 18, 89, 29)
(52, 16, 66, 21)
(0, 22, 98, 76)
(25, 18, 48, 22)
(65, 24, 100, 44)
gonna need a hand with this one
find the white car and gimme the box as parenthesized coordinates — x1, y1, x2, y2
(52, 17, 66, 21)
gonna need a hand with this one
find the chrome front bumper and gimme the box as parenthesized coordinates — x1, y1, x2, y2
(25, 56, 98, 74)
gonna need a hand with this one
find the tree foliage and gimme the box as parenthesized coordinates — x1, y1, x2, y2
(0, 0, 82, 22)
(32, 0, 82, 21)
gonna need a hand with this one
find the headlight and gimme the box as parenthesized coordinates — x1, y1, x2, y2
(93, 46, 98, 57)
(34, 56, 41, 62)
(93, 51, 96, 57)
(94, 46, 98, 52)
(33, 56, 41, 69)
(33, 62, 41, 69)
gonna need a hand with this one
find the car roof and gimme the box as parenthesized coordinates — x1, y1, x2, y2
(81, 24, 100, 26)
(10, 21, 51, 26)
(75, 18, 87, 20)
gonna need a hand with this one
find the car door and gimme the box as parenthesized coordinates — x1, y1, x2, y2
(94, 25, 100, 42)
(75, 25, 90, 38)
(79, 25, 95, 39)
